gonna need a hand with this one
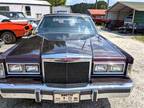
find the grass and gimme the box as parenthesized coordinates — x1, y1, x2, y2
(132, 35, 144, 43)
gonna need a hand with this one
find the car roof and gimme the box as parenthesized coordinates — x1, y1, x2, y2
(0, 11, 23, 13)
(44, 13, 90, 17)
(0, 15, 9, 22)
(0, 15, 9, 19)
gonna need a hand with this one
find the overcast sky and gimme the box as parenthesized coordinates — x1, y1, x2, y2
(66, 0, 142, 6)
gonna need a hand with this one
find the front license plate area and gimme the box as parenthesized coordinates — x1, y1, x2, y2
(54, 93, 79, 103)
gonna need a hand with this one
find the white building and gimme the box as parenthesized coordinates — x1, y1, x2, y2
(0, 0, 51, 19)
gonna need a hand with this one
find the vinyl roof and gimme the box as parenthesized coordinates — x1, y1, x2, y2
(0, 0, 51, 6)
(88, 9, 106, 16)
(108, 2, 144, 12)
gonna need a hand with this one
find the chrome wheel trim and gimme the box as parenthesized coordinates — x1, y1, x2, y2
(3, 33, 13, 43)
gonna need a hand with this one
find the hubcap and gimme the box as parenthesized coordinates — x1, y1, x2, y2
(3, 34, 13, 43)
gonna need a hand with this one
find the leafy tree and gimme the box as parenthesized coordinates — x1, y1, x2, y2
(97, 1, 108, 9)
(46, 0, 66, 6)
(71, 3, 96, 14)
(71, 0, 108, 14)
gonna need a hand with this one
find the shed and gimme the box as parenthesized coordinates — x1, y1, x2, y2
(0, 0, 51, 19)
(88, 9, 106, 18)
(88, 9, 107, 24)
(107, 1, 144, 24)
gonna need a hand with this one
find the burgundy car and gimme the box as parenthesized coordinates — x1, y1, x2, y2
(0, 14, 133, 103)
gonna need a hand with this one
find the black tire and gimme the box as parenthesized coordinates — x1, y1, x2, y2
(1, 31, 16, 44)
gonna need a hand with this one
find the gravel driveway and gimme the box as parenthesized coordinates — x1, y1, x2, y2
(0, 29, 144, 108)
(99, 29, 144, 108)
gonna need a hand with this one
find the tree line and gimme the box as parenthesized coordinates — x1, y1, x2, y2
(45, 0, 108, 13)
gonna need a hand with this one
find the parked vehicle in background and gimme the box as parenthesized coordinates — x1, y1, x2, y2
(119, 23, 144, 34)
(118, 13, 144, 34)
(88, 9, 109, 25)
(106, 20, 124, 30)
(0, 11, 38, 29)
(52, 6, 71, 14)
(0, 15, 11, 22)
(0, 14, 134, 104)
(124, 14, 133, 25)
(0, 0, 51, 19)
(0, 18, 32, 44)
(93, 17, 110, 25)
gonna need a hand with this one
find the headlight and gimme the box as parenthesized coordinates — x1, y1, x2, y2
(109, 64, 124, 72)
(94, 64, 107, 72)
(93, 62, 125, 75)
(0, 63, 5, 78)
(8, 64, 23, 73)
(7, 63, 40, 74)
(25, 64, 39, 73)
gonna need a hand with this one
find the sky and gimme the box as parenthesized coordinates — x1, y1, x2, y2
(66, 0, 143, 6)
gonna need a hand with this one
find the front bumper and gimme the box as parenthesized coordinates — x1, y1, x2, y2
(0, 78, 133, 103)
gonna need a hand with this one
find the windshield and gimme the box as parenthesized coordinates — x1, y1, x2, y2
(37, 15, 97, 40)
(17, 13, 25, 18)
(8, 12, 25, 19)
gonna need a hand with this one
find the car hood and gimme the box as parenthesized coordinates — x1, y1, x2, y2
(42, 36, 125, 59)
(42, 37, 92, 59)
(6, 35, 125, 62)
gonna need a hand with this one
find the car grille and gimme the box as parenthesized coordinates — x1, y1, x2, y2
(43, 62, 90, 84)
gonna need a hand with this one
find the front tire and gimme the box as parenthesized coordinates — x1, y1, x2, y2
(1, 31, 16, 44)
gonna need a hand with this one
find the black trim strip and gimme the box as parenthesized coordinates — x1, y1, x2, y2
(98, 89, 130, 94)
(1, 89, 34, 94)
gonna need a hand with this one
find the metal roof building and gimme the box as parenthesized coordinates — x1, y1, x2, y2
(108, 1, 144, 24)
(88, 9, 106, 16)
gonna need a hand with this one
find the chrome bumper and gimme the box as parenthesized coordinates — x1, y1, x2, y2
(0, 80, 133, 103)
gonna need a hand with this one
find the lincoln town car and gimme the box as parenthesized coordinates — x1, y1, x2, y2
(0, 14, 134, 103)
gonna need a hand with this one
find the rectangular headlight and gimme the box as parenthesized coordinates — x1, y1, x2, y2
(94, 64, 107, 72)
(8, 64, 23, 73)
(25, 64, 39, 73)
(7, 63, 40, 74)
(0, 63, 5, 78)
(109, 64, 124, 72)
(93, 62, 125, 75)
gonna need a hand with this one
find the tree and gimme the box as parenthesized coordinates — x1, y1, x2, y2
(46, 0, 66, 6)
(95, 0, 109, 9)
(97, 1, 108, 9)
(71, 3, 96, 14)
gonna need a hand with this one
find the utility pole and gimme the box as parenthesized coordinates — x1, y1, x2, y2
(107, 0, 109, 9)
(95, 0, 98, 9)
(132, 9, 136, 34)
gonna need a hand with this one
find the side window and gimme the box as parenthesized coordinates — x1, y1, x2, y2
(0, 6, 9, 11)
(25, 6, 31, 16)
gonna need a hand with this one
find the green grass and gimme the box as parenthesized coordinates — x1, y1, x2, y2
(132, 35, 144, 43)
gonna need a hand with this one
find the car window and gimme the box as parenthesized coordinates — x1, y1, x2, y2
(37, 16, 97, 40)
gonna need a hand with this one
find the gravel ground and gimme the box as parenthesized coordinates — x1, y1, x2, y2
(0, 29, 143, 108)
(99, 29, 144, 108)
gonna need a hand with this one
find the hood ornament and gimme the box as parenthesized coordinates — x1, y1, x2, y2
(55, 58, 80, 63)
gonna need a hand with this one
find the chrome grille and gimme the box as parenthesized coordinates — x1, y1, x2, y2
(42, 60, 91, 84)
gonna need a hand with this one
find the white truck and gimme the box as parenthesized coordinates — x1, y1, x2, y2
(52, 6, 71, 14)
